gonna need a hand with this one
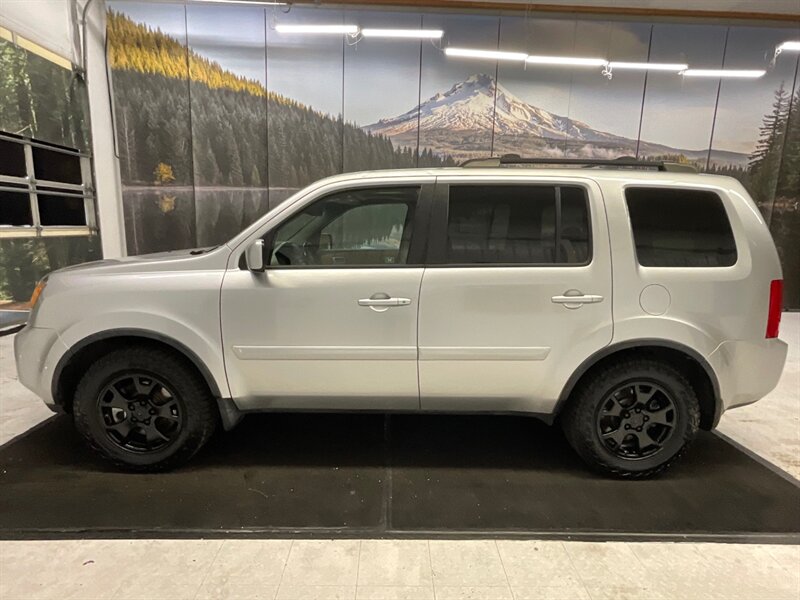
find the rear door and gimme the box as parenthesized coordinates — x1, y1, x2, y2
(418, 176, 613, 414)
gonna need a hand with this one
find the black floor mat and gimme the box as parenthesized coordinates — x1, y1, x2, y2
(0, 414, 798, 540)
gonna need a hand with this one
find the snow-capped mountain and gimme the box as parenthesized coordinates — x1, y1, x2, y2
(369, 73, 618, 143)
(366, 74, 747, 166)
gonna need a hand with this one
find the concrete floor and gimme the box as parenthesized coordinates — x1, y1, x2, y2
(0, 315, 798, 600)
(1, 539, 798, 600)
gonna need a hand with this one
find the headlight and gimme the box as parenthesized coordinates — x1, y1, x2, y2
(29, 278, 47, 309)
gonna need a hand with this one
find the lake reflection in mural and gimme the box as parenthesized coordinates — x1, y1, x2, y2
(121, 187, 299, 255)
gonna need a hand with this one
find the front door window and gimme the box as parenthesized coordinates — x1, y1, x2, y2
(270, 187, 419, 267)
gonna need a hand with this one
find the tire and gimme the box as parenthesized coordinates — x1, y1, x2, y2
(561, 358, 700, 479)
(73, 345, 218, 471)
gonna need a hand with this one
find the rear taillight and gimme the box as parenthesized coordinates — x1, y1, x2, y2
(766, 279, 783, 339)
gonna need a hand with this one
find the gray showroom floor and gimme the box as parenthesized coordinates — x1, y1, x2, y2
(0, 315, 798, 600)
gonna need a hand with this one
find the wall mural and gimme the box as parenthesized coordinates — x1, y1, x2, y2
(107, 3, 799, 307)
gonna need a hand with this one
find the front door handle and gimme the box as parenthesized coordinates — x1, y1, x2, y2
(358, 297, 412, 307)
(358, 293, 412, 312)
(551, 293, 604, 309)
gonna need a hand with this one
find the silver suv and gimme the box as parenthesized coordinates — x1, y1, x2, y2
(14, 159, 788, 477)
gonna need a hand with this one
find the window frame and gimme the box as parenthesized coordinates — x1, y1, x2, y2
(0, 133, 96, 238)
(426, 181, 594, 268)
(259, 183, 434, 270)
(623, 184, 738, 269)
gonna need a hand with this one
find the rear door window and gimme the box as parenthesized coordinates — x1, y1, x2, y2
(443, 185, 591, 265)
(625, 187, 736, 267)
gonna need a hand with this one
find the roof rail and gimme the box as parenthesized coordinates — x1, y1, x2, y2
(459, 154, 698, 173)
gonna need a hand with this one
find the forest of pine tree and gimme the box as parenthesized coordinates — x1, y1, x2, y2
(747, 83, 800, 307)
(107, 10, 454, 191)
(748, 83, 800, 205)
(0, 40, 89, 151)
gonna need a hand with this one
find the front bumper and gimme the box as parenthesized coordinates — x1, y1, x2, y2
(708, 337, 789, 413)
(13, 326, 68, 408)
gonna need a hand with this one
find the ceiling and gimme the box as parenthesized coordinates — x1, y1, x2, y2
(88, 0, 800, 20)
(324, 0, 800, 20)
(472, 0, 800, 16)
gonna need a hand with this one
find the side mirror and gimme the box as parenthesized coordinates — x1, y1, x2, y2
(245, 239, 266, 272)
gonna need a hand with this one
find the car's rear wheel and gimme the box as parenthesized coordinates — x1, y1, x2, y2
(561, 358, 700, 478)
(73, 346, 217, 471)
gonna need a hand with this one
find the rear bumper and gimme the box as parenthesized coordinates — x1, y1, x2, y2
(708, 337, 788, 413)
(13, 325, 67, 408)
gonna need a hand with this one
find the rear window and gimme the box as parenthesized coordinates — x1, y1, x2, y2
(445, 185, 591, 265)
(625, 187, 736, 267)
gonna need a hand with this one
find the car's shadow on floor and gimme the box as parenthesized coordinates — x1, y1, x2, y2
(200, 412, 580, 471)
(1, 413, 799, 537)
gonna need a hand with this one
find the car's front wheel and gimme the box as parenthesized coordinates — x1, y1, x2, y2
(561, 358, 700, 478)
(73, 345, 218, 471)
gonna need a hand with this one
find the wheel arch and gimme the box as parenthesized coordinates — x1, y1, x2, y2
(555, 339, 722, 430)
(52, 329, 223, 412)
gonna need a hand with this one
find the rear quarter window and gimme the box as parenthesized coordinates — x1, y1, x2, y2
(625, 187, 737, 267)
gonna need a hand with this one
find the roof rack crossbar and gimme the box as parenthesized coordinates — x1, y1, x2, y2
(459, 155, 697, 173)
(501, 157, 667, 169)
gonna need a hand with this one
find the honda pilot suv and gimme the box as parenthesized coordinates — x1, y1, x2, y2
(14, 157, 788, 477)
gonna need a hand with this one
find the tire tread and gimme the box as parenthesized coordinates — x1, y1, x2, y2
(73, 345, 217, 472)
(561, 358, 700, 479)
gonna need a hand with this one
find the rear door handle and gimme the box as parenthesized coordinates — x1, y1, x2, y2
(358, 297, 411, 307)
(551, 294, 604, 309)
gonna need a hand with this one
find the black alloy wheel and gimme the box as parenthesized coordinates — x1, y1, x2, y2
(595, 381, 676, 460)
(560, 358, 700, 478)
(98, 372, 183, 453)
(74, 345, 218, 471)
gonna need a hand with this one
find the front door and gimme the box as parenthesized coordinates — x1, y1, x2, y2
(221, 184, 428, 410)
(418, 178, 613, 414)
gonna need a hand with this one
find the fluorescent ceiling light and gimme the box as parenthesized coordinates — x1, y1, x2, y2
(681, 69, 766, 78)
(275, 24, 359, 35)
(608, 61, 688, 72)
(778, 41, 800, 52)
(445, 47, 527, 61)
(361, 28, 443, 39)
(526, 55, 607, 67)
